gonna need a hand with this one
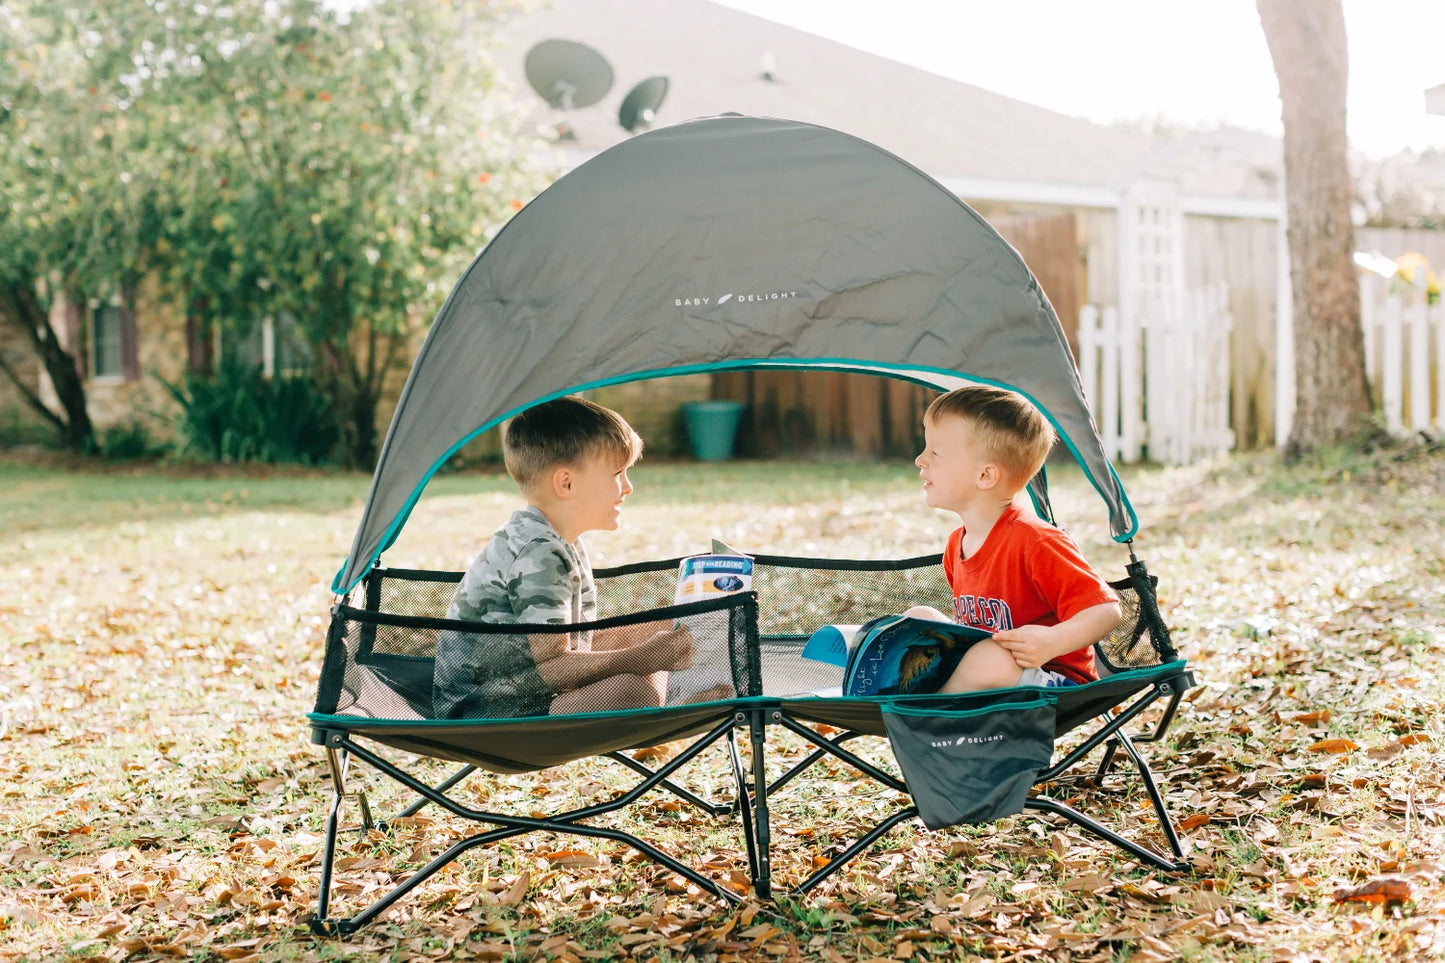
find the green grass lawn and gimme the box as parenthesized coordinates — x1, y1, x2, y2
(1, 445, 1443, 962)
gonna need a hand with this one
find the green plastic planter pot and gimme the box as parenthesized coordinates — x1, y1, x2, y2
(682, 400, 745, 461)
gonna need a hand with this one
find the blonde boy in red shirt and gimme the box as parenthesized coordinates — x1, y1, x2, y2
(906, 385, 1122, 691)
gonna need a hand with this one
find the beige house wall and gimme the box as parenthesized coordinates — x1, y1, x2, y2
(40, 276, 189, 440)
(0, 331, 45, 442)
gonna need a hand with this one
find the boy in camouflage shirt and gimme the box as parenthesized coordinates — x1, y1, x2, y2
(432, 397, 697, 719)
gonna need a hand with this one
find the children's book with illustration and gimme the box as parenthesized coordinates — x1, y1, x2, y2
(801, 616, 992, 697)
(674, 539, 754, 603)
(666, 540, 753, 705)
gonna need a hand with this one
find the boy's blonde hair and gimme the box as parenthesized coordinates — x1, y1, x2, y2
(925, 385, 1056, 486)
(503, 396, 643, 492)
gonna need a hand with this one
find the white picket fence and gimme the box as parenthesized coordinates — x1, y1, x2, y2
(1077, 284, 1235, 466)
(1360, 275, 1445, 435)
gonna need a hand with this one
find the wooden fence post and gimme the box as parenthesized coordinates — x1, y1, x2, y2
(1408, 289, 1430, 431)
(1434, 299, 1445, 428)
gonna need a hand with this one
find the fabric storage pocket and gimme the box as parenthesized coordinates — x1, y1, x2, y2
(881, 696, 1058, 830)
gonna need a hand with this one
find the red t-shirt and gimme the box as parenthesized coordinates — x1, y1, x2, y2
(942, 503, 1117, 683)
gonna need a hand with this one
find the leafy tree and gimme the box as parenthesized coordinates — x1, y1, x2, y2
(1257, 0, 1376, 456)
(0, 3, 164, 450)
(2, 0, 544, 464)
(150, 0, 545, 466)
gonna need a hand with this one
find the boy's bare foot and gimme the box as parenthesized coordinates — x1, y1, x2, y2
(679, 683, 735, 704)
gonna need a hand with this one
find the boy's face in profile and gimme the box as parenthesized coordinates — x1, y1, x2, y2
(566, 451, 636, 534)
(915, 414, 995, 513)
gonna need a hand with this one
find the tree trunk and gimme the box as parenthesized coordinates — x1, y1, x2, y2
(318, 339, 378, 469)
(1258, 0, 1375, 457)
(0, 281, 94, 451)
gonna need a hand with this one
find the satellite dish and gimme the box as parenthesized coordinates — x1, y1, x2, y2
(524, 39, 613, 111)
(618, 75, 670, 133)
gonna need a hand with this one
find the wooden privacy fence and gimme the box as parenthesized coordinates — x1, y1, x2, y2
(1078, 284, 1234, 466)
(1360, 275, 1445, 435)
(712, 369, 929, 459)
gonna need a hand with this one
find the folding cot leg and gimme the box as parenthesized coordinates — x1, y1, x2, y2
(1112, 730, 1186, 862)
(311, 720, 747, 934)
(793, 806, 920, 894)
(384, 763, 477, 826)
(771, 716, 918, 895)
(1093, 740, 1120, 783)
(314, 780, 344, 928)
(728, 722, 763, 890)
(1024, 723, 1189, 871)
(747, 709, 774, 898)
(312, 745, 353, 935)
(605, 752, 731, 816)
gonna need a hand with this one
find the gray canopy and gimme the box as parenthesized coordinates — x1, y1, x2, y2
(332, 114, 1136, 594)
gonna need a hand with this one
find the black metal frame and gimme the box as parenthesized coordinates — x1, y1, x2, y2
(308, 667, 1191, 935)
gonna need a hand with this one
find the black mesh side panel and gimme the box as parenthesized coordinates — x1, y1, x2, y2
(371, 567, 461, 618)
(593, 560, 677, 615)
(748, 555, 951, 635)
(316, 553, 1190, 717)
(1096, 566, 1176, 674)
(313, 606, 353, 715)
(318, 593, 752, 720)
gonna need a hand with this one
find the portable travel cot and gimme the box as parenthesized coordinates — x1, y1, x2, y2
(308, 114, 1194, 935)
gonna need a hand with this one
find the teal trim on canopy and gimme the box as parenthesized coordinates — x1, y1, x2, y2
(330, 358, 1138, 595)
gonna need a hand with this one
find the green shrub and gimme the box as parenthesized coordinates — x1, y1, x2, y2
(0, 407, 54, 449)
(162, 363, 339, 465)
(99, 421, 169, 460)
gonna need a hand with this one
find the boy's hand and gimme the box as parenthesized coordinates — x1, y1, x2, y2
(646, 624, 695, 672)
(990, 624, 1060, 669)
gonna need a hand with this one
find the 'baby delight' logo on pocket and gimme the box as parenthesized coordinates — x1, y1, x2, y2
(930, 732, 1007, 748)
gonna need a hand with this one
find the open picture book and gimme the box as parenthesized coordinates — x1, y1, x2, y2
(665, 540, 753, 705)
(674, 539, 754, 603)
(802, 616, 992, 697)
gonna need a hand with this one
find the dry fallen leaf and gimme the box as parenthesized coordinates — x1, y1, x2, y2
(1307, 738, 1359, 754)
(1332, 878, 1412, 906)
(541, 849, 601, 869)
(496, 871, 530, 906)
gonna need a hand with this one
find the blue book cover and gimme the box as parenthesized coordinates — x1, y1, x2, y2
(802, 616, 991, 697)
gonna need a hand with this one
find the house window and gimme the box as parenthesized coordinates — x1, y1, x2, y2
(271, 313, 312, 376)
(219, 314, 312, 378)
(91, 304, 125, 379)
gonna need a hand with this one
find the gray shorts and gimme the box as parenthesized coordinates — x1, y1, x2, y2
(433, 629, 553, 719)
(1018, 667, 1080, 688)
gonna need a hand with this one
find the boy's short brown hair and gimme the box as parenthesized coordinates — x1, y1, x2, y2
(503, 396, 643, 491)
(925, 385, 1056, 486)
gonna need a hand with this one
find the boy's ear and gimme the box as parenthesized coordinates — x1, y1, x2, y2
(549, 465, 574, 500)
(976, 462, 1003, 491)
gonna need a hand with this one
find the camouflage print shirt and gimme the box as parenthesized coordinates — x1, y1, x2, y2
(432, 507, 595, 720)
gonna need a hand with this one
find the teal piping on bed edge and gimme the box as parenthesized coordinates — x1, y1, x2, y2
(306, 660, 1188, 729)
(332, 358, 1141, 594)
(882, 697, 1054, 719)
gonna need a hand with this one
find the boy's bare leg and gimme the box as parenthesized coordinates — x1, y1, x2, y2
(903, 605, 951, 621)
(592, 619, 672, 651)
(551, 674, 659, 715)
(647, 670, 668, 704)
(937, 639, 1024, 693)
